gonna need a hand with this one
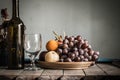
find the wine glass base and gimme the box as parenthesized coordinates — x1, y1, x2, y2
(24, 67, 41, 71)
(24, 64, 41, 71)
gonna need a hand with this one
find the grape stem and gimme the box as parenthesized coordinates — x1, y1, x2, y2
(52, 31, 62, 41)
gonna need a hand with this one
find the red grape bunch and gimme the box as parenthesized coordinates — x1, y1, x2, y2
(56, 35, 100, 62)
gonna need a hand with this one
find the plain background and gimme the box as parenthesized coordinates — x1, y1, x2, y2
(0, 0, 120, 59)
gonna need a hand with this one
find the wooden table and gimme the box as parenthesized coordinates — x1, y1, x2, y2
(0, 63, 120, 80)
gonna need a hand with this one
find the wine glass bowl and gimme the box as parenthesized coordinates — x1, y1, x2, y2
(24, 33, 42, 70)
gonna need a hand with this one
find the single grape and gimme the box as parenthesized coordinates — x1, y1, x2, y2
(67, 47, 71, 52)
(80, 39, 85, 44)
(64, 58, 72, 62)
(76, 35, 82, 41)
(61, 55, 67, 59)
(92, 54, 99, 61)
(63, 48, 68, 54)
(88, 45, 92, 49)
(88, 50, 94, 56)
(68, 36, 74, 42)
(72, 47, 78, 51)
(65, 35, 69, 39)
(79, 49, 84, 55)
(74, 57, 81, 62)
(63, 43, 68, 48)
(81, 43, 89, 49)
(69, 41, 74, 48)
(57, 48, 62, 54)
(63, 39, 69, 44)
(80, 55, 84, 60)
(59, 59, 64, 62)
(84, 52, 89, 58)
(73, 40, 78, 45)
(84, 39, 89, 44)
(84, 48, 89, 53)
(87, 56, 92, 61)
(94, 51, 100, 56)
(68, 53, 75, 60)
(77, 41, 82, 49)
(74, 51, 79, 57)
(83, 58, 89, 62)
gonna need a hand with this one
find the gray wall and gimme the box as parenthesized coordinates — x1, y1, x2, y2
(0, 0, 120, 59)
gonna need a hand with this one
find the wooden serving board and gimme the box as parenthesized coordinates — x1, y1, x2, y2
(38, 61, 95, 69)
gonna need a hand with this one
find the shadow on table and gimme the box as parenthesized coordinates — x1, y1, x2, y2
(0, 76, 15, 80)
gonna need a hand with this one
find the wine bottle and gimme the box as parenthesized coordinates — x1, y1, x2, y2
(7, 0, 25, 69)
(0, 8, 9, 67)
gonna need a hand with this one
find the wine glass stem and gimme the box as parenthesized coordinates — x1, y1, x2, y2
(31, 58, 36, 70)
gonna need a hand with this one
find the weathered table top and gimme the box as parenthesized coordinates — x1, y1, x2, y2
(0, 63, 120, 80)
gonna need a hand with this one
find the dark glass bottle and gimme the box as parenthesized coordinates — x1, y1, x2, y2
(7, 0, 25, 69)
(0, 8, 9, 67)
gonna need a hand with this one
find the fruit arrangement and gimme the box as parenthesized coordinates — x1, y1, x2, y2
(39, 32, 99, 62)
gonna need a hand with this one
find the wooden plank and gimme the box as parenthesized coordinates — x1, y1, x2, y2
(61, 69, 85, 80)
(17, 69, 43, 80)
(97, 63, 120, 76)
(112, 61, 120, 67)
(84, 64, 106, 76)
(83, 64, 107, 80)
(0, 69, 23, 80)
(63, 69, 84, 76)
(0, 69, 5, 73)
(0, 69, 6, 80)
(40, 69, 63, 80)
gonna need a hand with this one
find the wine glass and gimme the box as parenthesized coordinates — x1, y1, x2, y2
(24, 33, 42, 70)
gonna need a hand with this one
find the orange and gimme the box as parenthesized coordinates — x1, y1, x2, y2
(46, 40, 58, 51)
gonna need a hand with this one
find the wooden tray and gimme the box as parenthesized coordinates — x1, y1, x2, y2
(38, 61, 95, 69)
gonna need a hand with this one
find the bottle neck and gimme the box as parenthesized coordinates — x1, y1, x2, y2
(12, 0, 19, 18)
